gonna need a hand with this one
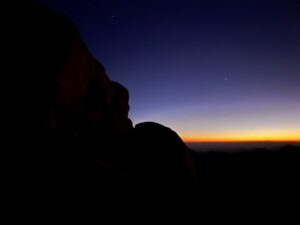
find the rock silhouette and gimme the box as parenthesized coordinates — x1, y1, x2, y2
(6, 2, 196, 188)
(110, 81, 133, 132)
(132, 122, 197, 182)
(5, 2, 300, 223)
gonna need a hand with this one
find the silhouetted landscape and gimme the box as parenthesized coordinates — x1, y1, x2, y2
(5, 1, 300, 224)
(187, 141, 300, 152)
(188, 144, 300, 224)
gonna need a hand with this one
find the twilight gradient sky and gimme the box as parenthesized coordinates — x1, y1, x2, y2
(38, 0, 300, 142)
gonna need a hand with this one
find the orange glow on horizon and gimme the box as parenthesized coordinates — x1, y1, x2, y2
(181, 131, 300, 143)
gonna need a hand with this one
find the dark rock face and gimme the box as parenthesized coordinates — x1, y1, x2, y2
(110, 81, 133, 132)
(132, 122, 197, 182)
(5, 2, 112, 139)
(6, 2, 196, 187)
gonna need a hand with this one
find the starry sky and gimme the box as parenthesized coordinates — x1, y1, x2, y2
(37, 0, 300, 142)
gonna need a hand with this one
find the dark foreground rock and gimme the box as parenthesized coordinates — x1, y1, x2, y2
(5, 2, 196, 190)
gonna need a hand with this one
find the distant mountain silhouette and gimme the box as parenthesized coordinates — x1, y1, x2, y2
(190, 144, 300, 224)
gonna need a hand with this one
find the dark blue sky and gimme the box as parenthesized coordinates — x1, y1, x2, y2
(37, 0, 300, 141)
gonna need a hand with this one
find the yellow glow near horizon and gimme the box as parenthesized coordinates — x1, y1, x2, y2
(181, 130, 300, 143)
(135, 102, 300, 143)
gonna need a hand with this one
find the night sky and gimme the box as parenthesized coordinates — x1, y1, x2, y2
(37, 0, 300, 142)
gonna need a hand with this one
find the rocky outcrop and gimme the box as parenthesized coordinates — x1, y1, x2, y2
(7, 2, 196, 186)
(132, 122, 197, 182)
(110, 81, 133, 132)
(6, 2, 112, 138)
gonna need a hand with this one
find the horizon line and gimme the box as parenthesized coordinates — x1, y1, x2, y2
(184, 140, 300, 143)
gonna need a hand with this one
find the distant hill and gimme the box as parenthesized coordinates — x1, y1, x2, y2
(189, 144, 300, 224)
(187, 141, 300, 152)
